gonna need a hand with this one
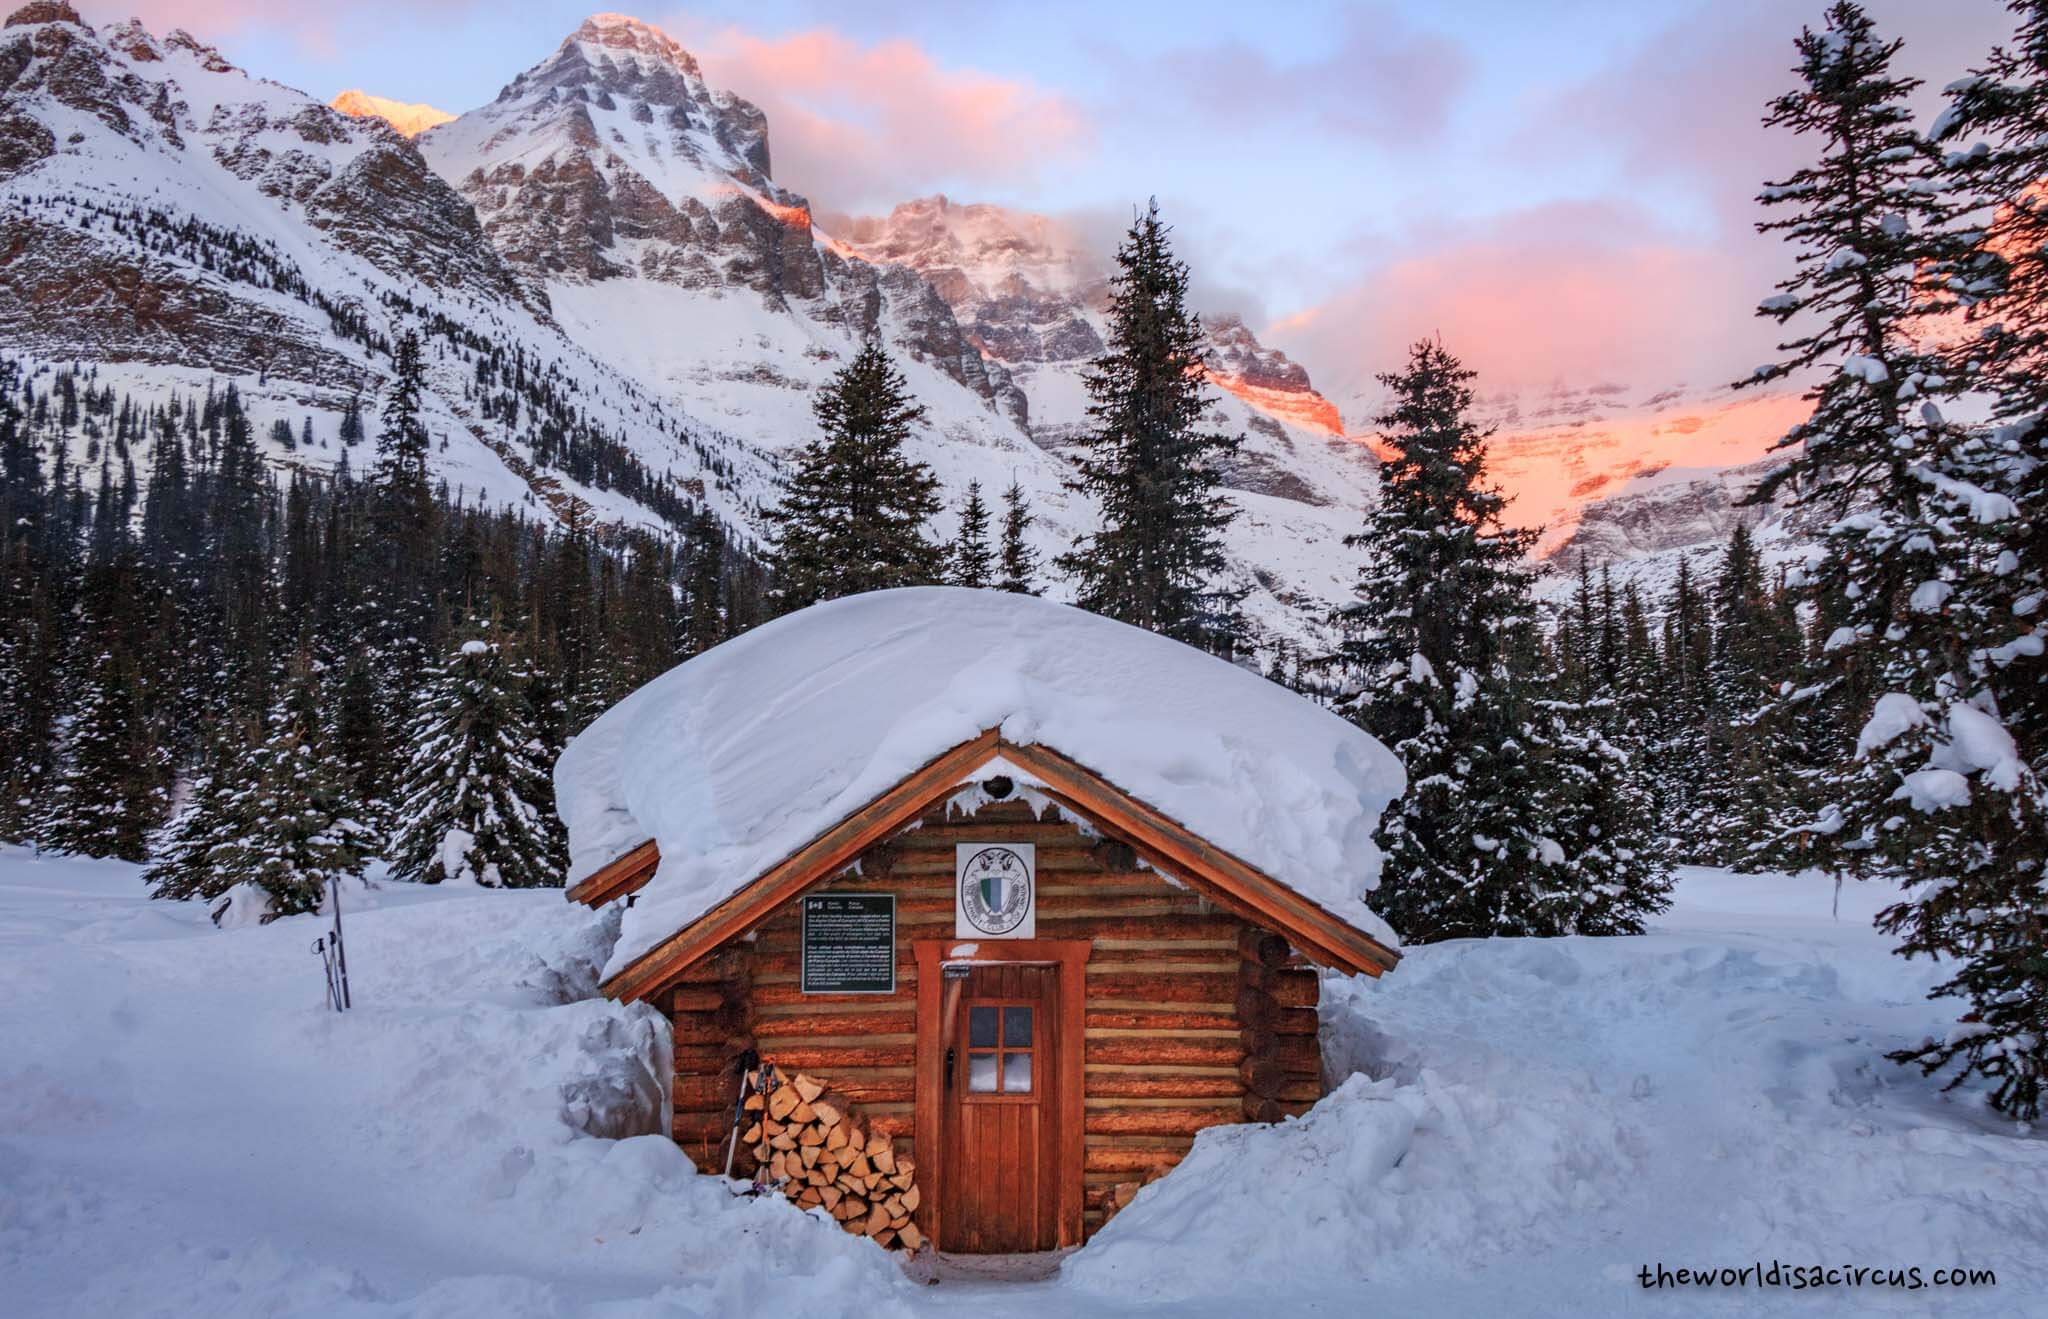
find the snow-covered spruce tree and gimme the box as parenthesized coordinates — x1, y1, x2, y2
(1744, 3, 2048, 1118)
(1326, 340, 1663, 940)
(997, 480, 1040, 595)
(144, 726, 251, 905)
(1933, 0, 2048, 751)
(206, 655, 370, 921)
(1859, 1, 2048, 1121)
(146, 657, 368, 922)
(1056, 201, 1245, 657)
(1699, 523, 1806, 853)
(951, 480, 994, 589)
(1529, 694, 1672, 937)
(389, 630, 566, 888)
(37, 552, 170, 861)
(765, 341, 945, 612)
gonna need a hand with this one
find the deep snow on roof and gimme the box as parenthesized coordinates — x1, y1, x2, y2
(556, 588, 1405, 977)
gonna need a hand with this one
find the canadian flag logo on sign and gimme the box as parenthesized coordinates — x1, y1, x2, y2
(954, 843, 1036, 938)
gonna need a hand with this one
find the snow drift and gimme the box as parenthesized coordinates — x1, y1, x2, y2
(554, 587, 1407, 977)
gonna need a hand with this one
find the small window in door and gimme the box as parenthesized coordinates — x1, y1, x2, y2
(964, 1003, 1034, 1095)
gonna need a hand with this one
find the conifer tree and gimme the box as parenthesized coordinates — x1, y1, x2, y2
(1326, 340, 1652, 941)
(1056, 201, 1244, 655)
(389, 630, 566, 888)
(339, 393, 364, 447)
(951, 480, 994, 589)
(1746, 3, 2048, 1118)
(997, 480, 1040, 595)
(205, 655, 369, 920)
(765, 341, 945, 611)
(37, 553, 169, 861)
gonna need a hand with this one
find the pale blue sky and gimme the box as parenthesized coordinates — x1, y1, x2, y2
(79, 1, 2016, 396)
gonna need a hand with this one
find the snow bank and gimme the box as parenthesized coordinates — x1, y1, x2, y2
(1065, 869, 2048, 1313)
(557, 588, 1406, 976)
(0, 851, 916, 1319)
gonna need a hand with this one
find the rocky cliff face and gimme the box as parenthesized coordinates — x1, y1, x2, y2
(839, 194, 1368, 512)
(417, 16, 1020, 422)
(0, 2, 775, 541)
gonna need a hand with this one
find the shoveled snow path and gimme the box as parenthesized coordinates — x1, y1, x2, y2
(1, 852, 2041, 1316)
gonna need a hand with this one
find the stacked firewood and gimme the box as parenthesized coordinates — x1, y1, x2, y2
(742, 1066, 924, 1252)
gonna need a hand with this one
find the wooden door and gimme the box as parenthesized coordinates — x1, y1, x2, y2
(940, 964, 1059, 1253)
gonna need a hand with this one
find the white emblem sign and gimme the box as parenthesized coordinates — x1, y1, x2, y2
(955, 843, 1036, 939)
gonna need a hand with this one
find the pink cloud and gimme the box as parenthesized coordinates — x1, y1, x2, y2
(1268, 200, 1773, 407)
(670, 21, 1092, 212)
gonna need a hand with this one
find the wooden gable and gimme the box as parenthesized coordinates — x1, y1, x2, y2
(571, 729, 1399, 1004)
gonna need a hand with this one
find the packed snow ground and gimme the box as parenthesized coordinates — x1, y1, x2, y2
(1, 850, 2041, 1317)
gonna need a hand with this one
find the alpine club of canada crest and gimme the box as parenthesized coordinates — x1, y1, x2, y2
(954, 843, 1037, 938)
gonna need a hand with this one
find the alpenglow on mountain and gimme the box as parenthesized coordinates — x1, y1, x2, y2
(0, 3, 1797, 643)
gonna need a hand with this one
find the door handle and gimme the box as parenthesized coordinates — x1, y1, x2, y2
(944, 1047, 955, 1089)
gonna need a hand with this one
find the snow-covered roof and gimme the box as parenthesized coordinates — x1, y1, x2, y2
(556, 588, 1406, 978)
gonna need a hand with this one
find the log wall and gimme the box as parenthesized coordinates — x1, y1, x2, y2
(662, 793, 1326, 1240)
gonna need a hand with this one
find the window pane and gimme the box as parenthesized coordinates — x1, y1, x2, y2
(968, 1051, 999, 1092)
(1003, 1050, 1031, 1093)
(1003, 1006, 1033, 1047)
(968, 1006, 997, 1047)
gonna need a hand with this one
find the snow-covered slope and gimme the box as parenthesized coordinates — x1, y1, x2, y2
(0, 3, 777, 538)
(416, 26, 1380, 643)
(329, 89, 454, 138)
(5, 851, 2040, 1316)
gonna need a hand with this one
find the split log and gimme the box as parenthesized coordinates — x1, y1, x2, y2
(738, 1066, 924, 1252)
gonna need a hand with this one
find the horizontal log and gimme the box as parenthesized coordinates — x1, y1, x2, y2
(751, 1033, 917, 1051)
(754, 997, 912, 1019)
(761, 1045, 918, 1071)
(1235, 987, 1318, 1036)
(751, 1011, 918, 1038)
(1243, 1031, 1321, 1076)
(1086, 1037, 1243, 1068)
(673, 1109, 738, 1142)
(752, 982, 917, 1006)
(1085, 1073, 1243, 1100)
(673, 1014, 753, 1048)
(1238, 927, 1291, 968)
(1037, 916, 1238, 942)
(1084, 1147, 1192, 1175)
(670, 985, 729, 1013)
(1085, 1008, 1239, 1033)
(1240, 963, 1319, 1007)
(670, 946, 752, 987)
(1085, 1107, 1242, 1137)
(1243, 1095, 1317, 1123)
(1089, 957, 1241, 975)
(1239, 1057, 1330, 1097)
(673, 1073, 739, 1111)
(884, 822, 1100, 849)
(671, 998, 752, 1033)
(673, 1044, 745, 1076)
(1085, 973, 1239, 1004)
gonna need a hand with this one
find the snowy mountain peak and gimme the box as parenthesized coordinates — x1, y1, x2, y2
(571, 12, 704, 78)
(330, 89, 454, 138)
(5, 2, 81, 30)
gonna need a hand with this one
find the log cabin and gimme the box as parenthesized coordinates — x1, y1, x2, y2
(556, 587, 1406, 1255)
